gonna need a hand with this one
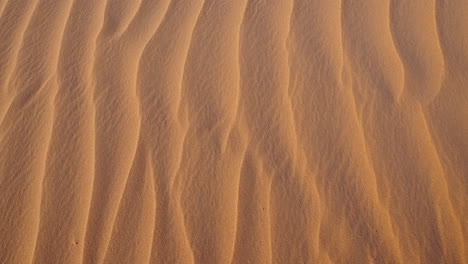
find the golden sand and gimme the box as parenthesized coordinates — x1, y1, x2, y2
(0, 0, 466, 263)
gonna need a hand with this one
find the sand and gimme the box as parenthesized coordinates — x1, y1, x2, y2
(0, 0, 467, 263)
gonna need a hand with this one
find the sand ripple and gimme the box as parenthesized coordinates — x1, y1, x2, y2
(0, 0, 466, 263)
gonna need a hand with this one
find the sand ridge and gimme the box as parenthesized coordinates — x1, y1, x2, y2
(0, 0, 466, 263)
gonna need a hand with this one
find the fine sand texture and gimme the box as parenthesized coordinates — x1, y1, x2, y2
(0, 0, 467, 263)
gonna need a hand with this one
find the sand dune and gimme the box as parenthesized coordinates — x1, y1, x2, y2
(0, 0, 466, 263)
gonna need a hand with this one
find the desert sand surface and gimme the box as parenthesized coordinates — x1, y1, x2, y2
(0, 0, 467, 263)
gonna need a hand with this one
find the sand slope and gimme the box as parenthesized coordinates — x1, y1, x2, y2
(0, 0, 467, 263)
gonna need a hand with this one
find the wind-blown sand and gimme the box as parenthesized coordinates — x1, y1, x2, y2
(0, 0, 467, 263)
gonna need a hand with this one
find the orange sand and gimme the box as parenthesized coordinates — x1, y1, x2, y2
(0, 0, 467, 263)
